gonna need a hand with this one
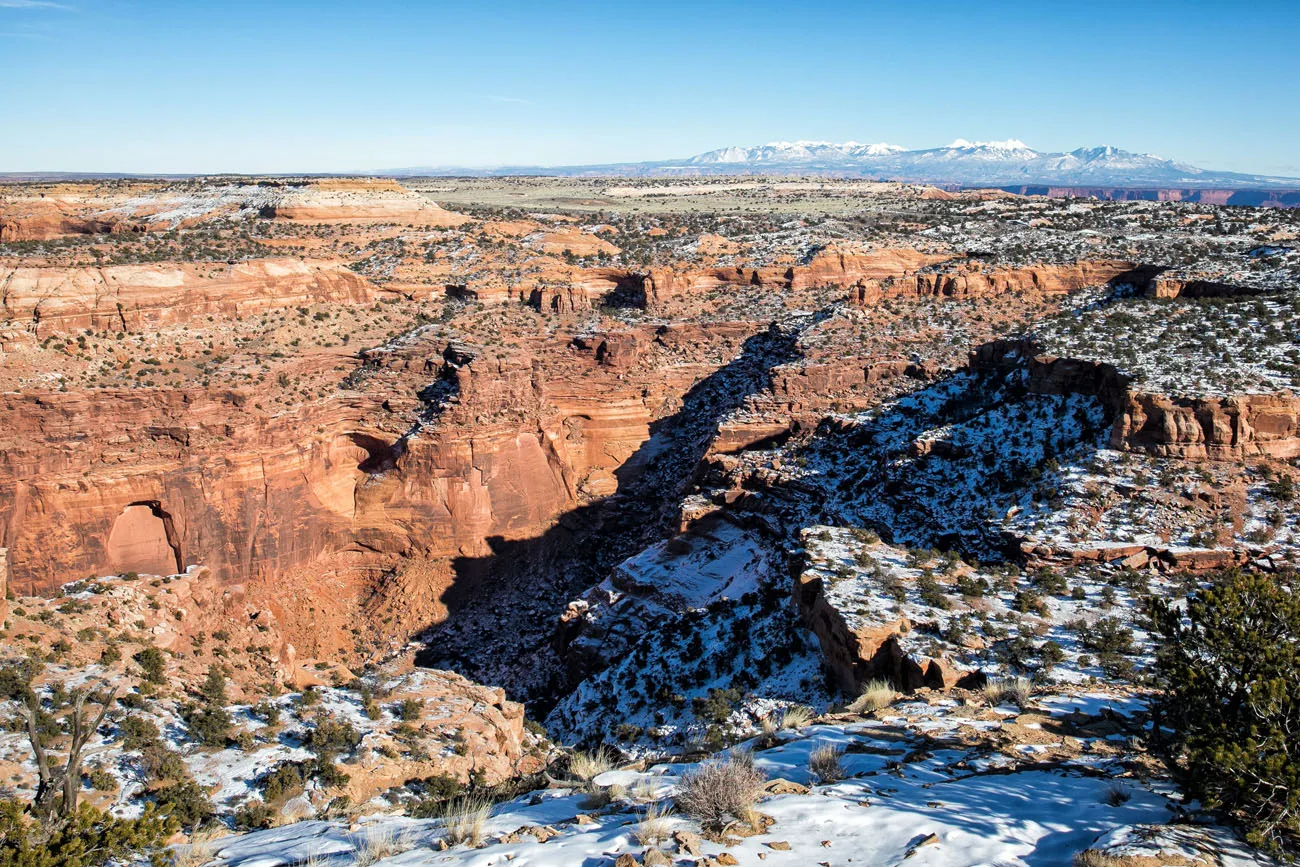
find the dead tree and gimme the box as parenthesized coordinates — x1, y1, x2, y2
(19, 682, 119, 824)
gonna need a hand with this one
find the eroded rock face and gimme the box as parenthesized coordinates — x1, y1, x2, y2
(0, 387, 391, 596)
(0, 325, 672, 602)
(1113, 391, 1300, 460)
(796, 528, 980, 693)
(0, 259, 377, 333)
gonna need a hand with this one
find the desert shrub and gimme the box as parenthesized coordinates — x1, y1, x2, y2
(306, 716, 362, 758)
(692, 687, 741, 723)
(1031, 569, 1068, 595)
(181, 665, 233, 748)
(117, 715, 161, 751)
(259, 761, 312, 805)
(1267, 475, 1295, 502)
(396, 698, 423, 721)
(673, 753, 766, 828)
(181, 703, 231, 749)
(406, 773, 466, 818)
(252, 700, 280, 726)
(1149, 569, 1300, 854)
(84, 766, 117, 792)
(1013, 590, 1049, 616)
(1072, 616, 1135, 663)
(917, 572, 951, 610)
(134, 646, 166, 683)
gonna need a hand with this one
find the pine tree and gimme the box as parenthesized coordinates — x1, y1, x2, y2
(1150, 569, 1300, 855)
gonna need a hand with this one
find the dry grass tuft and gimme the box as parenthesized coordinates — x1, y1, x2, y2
(1101, 782, 1132, 806)
(779, 705, 814, 730)
(171, 827, 228, 867)
(569, 746, 616, 785)
(352, 825, 415, 866)
(442, 795, 493, 848)
(633, 801, 675, 847)
(630, 776, 661, 803)
(984, 675, 1033, 708)
(808, 742, 846, 783)
(846, 679, 896, 714)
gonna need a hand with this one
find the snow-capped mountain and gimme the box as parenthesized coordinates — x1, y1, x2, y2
(690, 141, 907, 164)
(678, 139, 1275, 186)
(389, 139, 1300, 190)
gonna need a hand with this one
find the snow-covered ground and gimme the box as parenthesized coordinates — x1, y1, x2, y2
(547, 518, 832, 750)
(1036, 284, 1300, 397)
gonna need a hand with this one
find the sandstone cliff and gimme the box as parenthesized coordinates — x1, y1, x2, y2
(0, 259, 378, 333)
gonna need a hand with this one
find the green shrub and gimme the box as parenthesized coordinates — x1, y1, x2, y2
(133, 646, 166, 684)
(233, 800, 275, 830)
(0, 800, 176, 867)
(397, 698, 423, 721)
(305, 716, 361, 758)
(148, 778, 213, 827)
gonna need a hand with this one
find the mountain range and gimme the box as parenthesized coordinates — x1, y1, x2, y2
(391, 139, 1300, 190)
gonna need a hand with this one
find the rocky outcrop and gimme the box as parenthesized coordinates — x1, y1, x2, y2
(0, 215, 144, 242)
(0, 259, 378, 333)
(788, 246, 948, 290)
(972, 337, 1300, 461)
(340, 669, 537, 800)
(797, 564, 977, 693)
(1144, 273, 1266, 299)
(644, 247, 947, 306)
(856, 259, 1142, 303)
(796, 530, 982, 693)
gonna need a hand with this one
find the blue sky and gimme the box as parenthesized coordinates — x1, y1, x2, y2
(2, 0, 1297, 175)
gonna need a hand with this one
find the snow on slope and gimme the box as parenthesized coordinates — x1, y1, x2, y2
(201, 695, 1277, 867)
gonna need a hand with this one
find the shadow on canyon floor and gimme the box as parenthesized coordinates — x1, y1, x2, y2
(414, 320, 809, 709)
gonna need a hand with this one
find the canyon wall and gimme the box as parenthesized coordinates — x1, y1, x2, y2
(0, 259, 378, 334)
(0, 333, 668, 598)
(853, 259, 1143, 304)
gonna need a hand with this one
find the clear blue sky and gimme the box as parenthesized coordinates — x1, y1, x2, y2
(3, 0, 1297, 175)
